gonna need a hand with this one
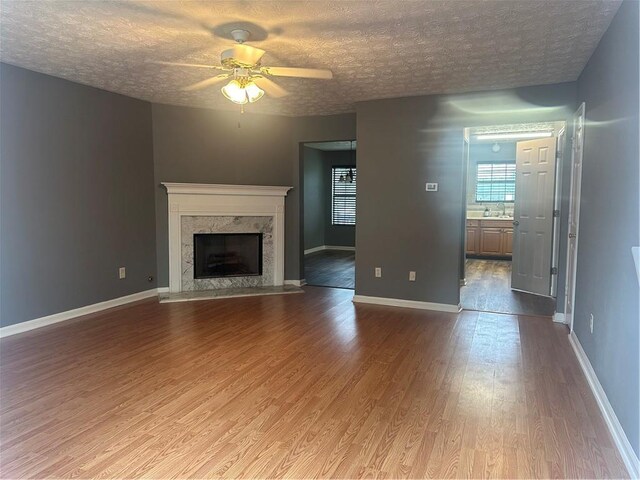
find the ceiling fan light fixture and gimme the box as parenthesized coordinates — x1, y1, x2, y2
(163, 29, 332, 106)
(245, 81, 264, 103)
(221, 79, 248, 104)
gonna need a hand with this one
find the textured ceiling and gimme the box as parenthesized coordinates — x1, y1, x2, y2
(305, 140, 356, 151)
(468, 121, 565, 142)
(470, 122, 556, 135)
(0, 0, 621, 116)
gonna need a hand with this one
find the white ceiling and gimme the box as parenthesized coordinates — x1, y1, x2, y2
(0, 0, 621, 116)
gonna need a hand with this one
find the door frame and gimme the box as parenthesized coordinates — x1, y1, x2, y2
(564, 103, 586, 332)
(461, 122, 566, 307)
(299, 139, 357, 287)
(460, 131, 470, 286)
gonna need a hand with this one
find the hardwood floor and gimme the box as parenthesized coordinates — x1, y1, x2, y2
(0, 287, 628, 478)
(305, 249, 355, 289)
(461, 259, 556, 317)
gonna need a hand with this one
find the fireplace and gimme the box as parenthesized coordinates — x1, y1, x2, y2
(163, 183, 291, 293)
(194, 233, 263, 279)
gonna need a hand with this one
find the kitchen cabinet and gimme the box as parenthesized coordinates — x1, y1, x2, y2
(480, 227, 503, 255)
(503, 228, 513, 255)
(466, 220, 479, 255)
(466, 218, 513, 258)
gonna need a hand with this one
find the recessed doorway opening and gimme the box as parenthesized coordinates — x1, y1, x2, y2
(461, 122, 566, 316)
(302, 140, 356, 289)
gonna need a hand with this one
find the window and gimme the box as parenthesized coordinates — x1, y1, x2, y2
(476, 162, 516, 202)
(331, 166, 356, 225)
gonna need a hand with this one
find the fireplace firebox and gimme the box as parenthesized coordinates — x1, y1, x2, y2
(193, 233, 263, 279)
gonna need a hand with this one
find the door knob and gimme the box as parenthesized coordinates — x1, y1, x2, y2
(569, 233, 577, 238)
(512, 220, 519, 226)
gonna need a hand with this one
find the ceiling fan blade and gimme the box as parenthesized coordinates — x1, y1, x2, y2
(261, 66, 333, 80)
(151, 60, 227, 71)
(182, 74, 230, 92)
(231, 44, 265, 66)
(252, 76, 289, 98)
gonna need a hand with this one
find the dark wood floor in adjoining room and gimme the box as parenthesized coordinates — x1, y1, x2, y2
(461, 259, 556, 317)
(0, 287, 628, 479)
(305, 249, 355, 289)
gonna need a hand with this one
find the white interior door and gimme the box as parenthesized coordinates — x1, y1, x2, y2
(565, 103, 586, 331)
(511, 137, 557, 296)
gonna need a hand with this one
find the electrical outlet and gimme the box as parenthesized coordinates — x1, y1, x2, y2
(589, 313, 594, 334)
(375, 267, 382, 278)
(409, 271, 416, 281)
(425, 182, 438, 192)
(119, 267, 126, 279)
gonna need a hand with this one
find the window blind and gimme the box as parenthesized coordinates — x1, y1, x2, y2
(332, 167, 356, 225)
(476, 162, 516, 202)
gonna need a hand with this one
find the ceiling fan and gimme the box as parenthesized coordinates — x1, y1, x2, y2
(154, 29, 333, 106)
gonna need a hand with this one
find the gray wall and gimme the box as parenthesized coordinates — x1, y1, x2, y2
(152, 104, 357, 284)
(151, 103, 293, 286)
(574, 0, 639, 456)
(302, 148, 357, 251)
(0, 63, 157, 327)
(303, 147, 326, 250)
(323, 150, 356, 247)
(355, 83, 577, 305)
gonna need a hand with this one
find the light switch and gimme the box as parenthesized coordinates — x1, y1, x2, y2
(425, 183, 438, 192)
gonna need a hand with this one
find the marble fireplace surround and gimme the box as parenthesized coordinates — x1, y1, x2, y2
(163, 183, 292, 293)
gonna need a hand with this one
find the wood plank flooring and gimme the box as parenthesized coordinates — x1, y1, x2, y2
(305, 250, 355, 289)
(0, 287, 628, 478)
(461, 259, 556, 317)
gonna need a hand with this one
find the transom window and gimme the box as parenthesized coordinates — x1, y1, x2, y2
(476, 162, 516, 202)
(331, 166, 356, 225)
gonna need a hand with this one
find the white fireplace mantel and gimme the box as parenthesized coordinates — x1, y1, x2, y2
(163, 183, 292, 293)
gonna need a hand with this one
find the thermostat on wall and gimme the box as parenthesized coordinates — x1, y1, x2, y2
(425, 182, 438, 192)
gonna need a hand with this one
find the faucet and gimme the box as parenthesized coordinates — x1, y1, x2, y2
(497, 203, 506, 216)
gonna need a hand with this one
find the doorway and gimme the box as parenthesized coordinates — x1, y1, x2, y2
(564, 103, 585, 331)
(302, 140, 356, 289)
(460, 122, 565, 316)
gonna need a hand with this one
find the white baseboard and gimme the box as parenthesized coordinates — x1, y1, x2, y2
(569, 331, 639, 479)
(353, 295, 461, 313)
(325, 245, 355, 251)
(0, 288, 160, 338)
(304, 245, 355, 255)
(552, 312, 566, 323)
(157, 286, 170, 294)
(284, 279, 307, 287)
